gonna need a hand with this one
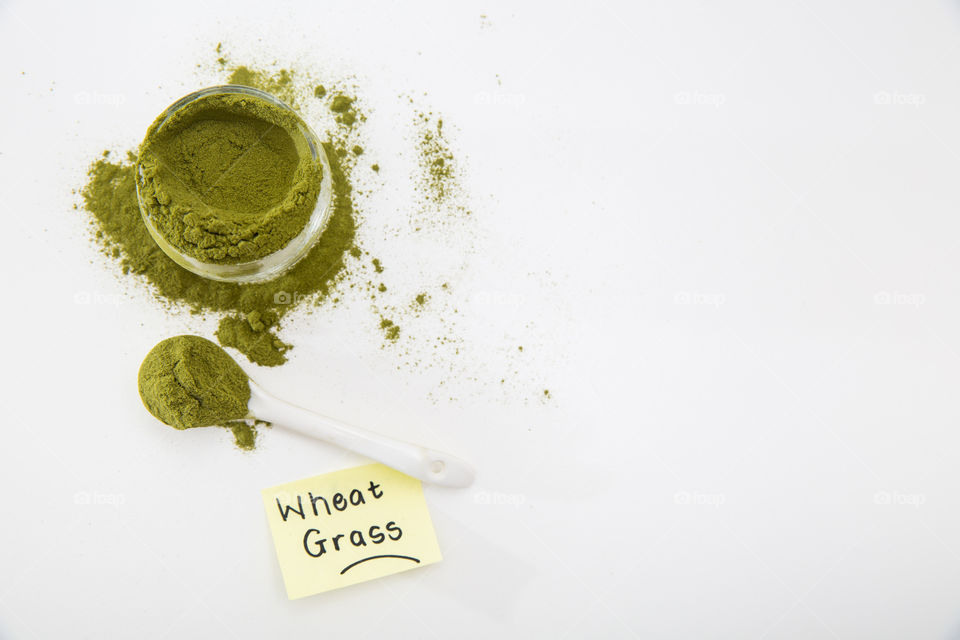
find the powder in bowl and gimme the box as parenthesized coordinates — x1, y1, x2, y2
(136, 88, 323, 267)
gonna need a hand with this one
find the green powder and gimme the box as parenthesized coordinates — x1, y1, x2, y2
(82, 138, 355, 366)
(138, 335, 250, 429)
(417, 114, 456, 205)
(137, 91, 322, 264)
(330, 95, 352, 112)
(380, 318, 400, 341)
(330, 94, 358, 126)
(229, 421, 258, 450)
(216, 311, 291, 366)
(79, 57, 467, 381)
(227, 66, 298, 106)
(77, 63, 362, 367)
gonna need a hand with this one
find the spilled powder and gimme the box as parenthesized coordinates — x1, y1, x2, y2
(227, 66, 298, 106)
(81, 140, 357, 367)
(216, 312, 291, 366)
(79, 46, 554, 451)
(229, 421, 261, 450)
(398, 106, 473, 238)
(417, 115, 457, 205)
(380, 317, 400, 342)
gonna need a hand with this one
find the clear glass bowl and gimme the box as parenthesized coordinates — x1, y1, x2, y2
(135, 85, 333, 284)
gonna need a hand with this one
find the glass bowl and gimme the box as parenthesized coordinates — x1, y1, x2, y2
(134, 85, 333, 284)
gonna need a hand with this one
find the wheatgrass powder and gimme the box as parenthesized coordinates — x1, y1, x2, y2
(137, 91, 323, 264)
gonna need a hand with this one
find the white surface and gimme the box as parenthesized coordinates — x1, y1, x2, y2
(3, 1, 960, 638)
(248, 382, 475, 487)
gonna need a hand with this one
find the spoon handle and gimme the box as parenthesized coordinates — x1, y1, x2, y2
(248, 382, 475, 488)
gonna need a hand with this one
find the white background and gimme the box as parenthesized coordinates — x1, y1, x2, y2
(3, 1, 960, 638)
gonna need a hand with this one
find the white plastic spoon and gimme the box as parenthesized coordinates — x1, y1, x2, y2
(247, 381, 475, 488)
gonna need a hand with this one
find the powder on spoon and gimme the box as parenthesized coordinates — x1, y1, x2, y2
(138, 335, 250, 429)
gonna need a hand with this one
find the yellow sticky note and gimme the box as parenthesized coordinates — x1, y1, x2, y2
(262, 463, 442, 598)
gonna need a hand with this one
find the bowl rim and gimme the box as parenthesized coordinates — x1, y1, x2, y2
(134, 84, 334, 284)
